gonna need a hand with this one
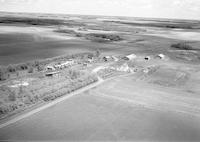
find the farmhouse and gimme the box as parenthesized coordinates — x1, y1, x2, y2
(103, 56, 112, 62)
(112, 56, 119, 61)
(54, 59, 75, 69)
(122, 54, 137, 60)
(157, 54, 165, 59)
(45, 65, 56, 71)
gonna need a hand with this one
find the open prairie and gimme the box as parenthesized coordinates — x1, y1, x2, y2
(1, 12, 200, 66)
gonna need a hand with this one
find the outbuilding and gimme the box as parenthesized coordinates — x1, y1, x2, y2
(122, 54, 137, 60)
(112, 56, 119, 61)
(103, 56, 112, 62)
(157, 54, 165, 59)
(144, 56, 151, 61)
(54, 59, 75, 69)
(45, 71, 60, 77)
(45, 65, 56, 71)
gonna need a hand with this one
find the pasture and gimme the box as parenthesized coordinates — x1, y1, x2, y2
(1, 67, 200, 141)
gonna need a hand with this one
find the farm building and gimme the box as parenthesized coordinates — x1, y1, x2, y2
(83, 63, 92, 67)
(144, 56, 151, 61)
(157, 54, 165, 59)
(54, 59, 75, 69)
(122, 54, 137, 60)
(112, 56, 119, 61)
(88, 54, 94, 60)
(45, 71, 60, 77)
(9, 81, 29, 88)
(115, 63, 135, 73)
(45, 65, 56, 71)
(103, 56, 113, 62)
(87, 58, 94, 63)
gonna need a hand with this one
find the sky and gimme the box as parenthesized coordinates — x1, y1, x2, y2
(0, 0, 200, 20)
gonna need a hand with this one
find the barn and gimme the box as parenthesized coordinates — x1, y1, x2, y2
(122, 54, 137, 60)
(157, 54, 165, 59)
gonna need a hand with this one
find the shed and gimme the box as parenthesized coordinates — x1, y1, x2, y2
(103, 56, 112, 62)
(157, 54, 165, 59)
(144, 56, 151, 61)
(87, 59, 93, 63)
(54, 59, 75, 69)
(123, 54, 137, 60)
(45, 71, 60, 77)
(45, 65, 55, 71)
(112, 56, 119, 61)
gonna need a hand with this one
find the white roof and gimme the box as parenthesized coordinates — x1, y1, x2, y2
(158, 54, 165, 58)
(126, 54, 137, 60)
(104, 56, 111, 58)
(46, 65, 55, 68)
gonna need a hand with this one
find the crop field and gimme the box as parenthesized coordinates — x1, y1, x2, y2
(1, 67, 200, 141)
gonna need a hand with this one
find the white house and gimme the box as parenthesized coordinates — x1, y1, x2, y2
(123, 54, 137, 60)
(45, 65, 56, 71)
(157, 54, 165, 59)
(103, 56, 112, 62)
(112, 56, 119, 61)
(54, 59, 75, 69)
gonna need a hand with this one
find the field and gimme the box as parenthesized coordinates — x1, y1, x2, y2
(1, 12, 200, 66)
(0, 12, 200, 141)
(0, 71, 200, 141)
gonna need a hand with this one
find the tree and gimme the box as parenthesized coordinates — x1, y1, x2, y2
(28, 66, 34, 73)
(88, 53, 94, 59)
(8, 91, 16, 102)
(37, 65, 43, 71)
(34, 61, 40, 67)
(0, 68, 8, 81)
(95, 49, 101, 57)
(7, 65, 16, 73)
(171, 42, 193, 50)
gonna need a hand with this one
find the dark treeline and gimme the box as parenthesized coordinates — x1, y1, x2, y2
(104, 20, 200, 29)
(171, 42, 195, 50)
(0, 52, 95, 81)
(0, 71, 98, 118)
(0, 16, 85, 27)
(85, 33, 123, 42)
(54, 29, 123, 42)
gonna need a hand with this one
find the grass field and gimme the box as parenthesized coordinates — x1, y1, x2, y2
(0, 72, 200, 141)
(1, 13, 200, 66)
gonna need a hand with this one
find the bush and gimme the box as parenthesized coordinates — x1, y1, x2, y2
(8, 91, 16, 102)
(86, 33, 123, 42)
(171, 42, 193, 50)
(95, 49, 101, 57)
(0, 67, 8, 81)
(7, 65, 16, 73)
(28, 66, 34, 73)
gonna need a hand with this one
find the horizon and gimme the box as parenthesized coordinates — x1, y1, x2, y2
(0, 0, 200, 20)
(0, 10, 199, 21)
